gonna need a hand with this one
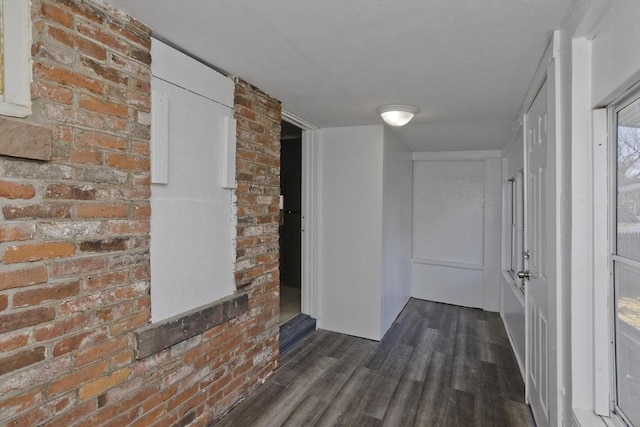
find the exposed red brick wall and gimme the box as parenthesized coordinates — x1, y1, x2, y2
(0, 1, 281, 426)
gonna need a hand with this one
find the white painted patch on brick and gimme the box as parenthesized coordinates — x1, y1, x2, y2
(40, 221, 102, 239)
(252, 348, 270, 366)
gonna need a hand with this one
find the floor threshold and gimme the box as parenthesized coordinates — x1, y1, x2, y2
(279, 313, 316, 355)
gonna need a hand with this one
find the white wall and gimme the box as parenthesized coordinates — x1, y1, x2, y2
(411, 151, 502, 312)
(381, 129, 413, 334)
(317, 125, 412, 340)
(317, 125, 384, 340)
(590, 1, 640, 107)
(150, 40, 236, 322)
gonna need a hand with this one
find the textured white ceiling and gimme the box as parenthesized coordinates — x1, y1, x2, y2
(108, 0, 574, 151)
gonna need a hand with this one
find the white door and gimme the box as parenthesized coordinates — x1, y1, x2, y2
(523, 73, 557, 427)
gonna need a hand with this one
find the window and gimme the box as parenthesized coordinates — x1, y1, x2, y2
(612, 89, 640, 427)
(507, 171, 525, 292)
(0, 0, 31, 117)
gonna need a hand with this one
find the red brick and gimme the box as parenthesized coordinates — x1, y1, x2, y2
(0, 295, 7, 311)
(2, 203, 71, 220)
(3, 242, 76, 263)
(77, 21, 131, 55)
(78, 367, 130, 400)
(31, 81, 73, 104)
(34, 312, 92, 342)
(74, 335, 129, 367)
(47, 360, 109, 396)
(80, 405, 119, 426)
(53, 327, 108, 356)
(138, 385, 177, 414)
(131, 140, 149, 156)
(115, 385, 156, 414)
(46, 183, 97, 200)
(0, 223, 36, 243)
(0, 181, 36, 199)
(81, 57, 128, 85)
(0, 307, 55, 334)
(104, 219, 149, 235)
(110, 311, 148, 336)
(41, 3, 74, 27)
(130, 202, 150, 218)
(40, 399, 96, 427)
(108, 349, 132, 369)
(80, 237, 128, 253)
(95, 302, 130, 324)
(59, 293, 103, 316)
(0, 388, 44, 421)
(0, 346, 46, 375)
(76, 203, 127, 218)
(52, 0, 108, 24)
(69, 147, 103, 165)
(131, 265, 149, 280)
(105, 282, 145, 302)
(34, 63, 103, 93)
(103, 116, 129, 133)
(0, 333, 30, 352)
(77, 130, 126, 150)
(46, 25, 107, 61)
(0, 265, 48, 290)
(107, 22, 151, 50)
(51, 256, 107, 278)
(79, 94, 129, 118)
(55, 126, 74, 143)
(13, 281, 80, 307)
(106, 153, 149, 171)
(85, 270, 129, 290)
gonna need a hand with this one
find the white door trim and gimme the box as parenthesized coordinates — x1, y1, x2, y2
(282, 110, 320, 318)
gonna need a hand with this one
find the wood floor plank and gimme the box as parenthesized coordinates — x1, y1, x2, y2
(359, 344, 414, 419)
(214, 381, 286, 427)
(213, 298, 534, 427)
(475, 361, 508, 427)
(446, 388, 476, 427)
(308, 339, 376, 401)
(281, 394, 328, 427)
(404, 327, 438, 382)
(380, 376, 422, 426)
(314, 367, 377, 427)
(253, 356, 338, 426)
(503, 398, 536, 427)
(414, 351, 453, 426)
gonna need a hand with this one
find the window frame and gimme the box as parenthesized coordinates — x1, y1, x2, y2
(609, 86, 640, 427)
(0, 0, 32, 117)
(506, 170, 525, 293)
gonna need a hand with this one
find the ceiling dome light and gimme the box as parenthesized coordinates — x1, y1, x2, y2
(378, 105, 417, 127)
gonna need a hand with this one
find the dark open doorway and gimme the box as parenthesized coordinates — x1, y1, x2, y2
(279, 121, 302, 324)
(279, 120, 316, 354)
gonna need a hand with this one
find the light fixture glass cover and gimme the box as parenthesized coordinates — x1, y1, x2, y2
(378, 105, 417, 127)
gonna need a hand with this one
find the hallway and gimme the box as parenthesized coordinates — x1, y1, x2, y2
(214, 299, 534, 426)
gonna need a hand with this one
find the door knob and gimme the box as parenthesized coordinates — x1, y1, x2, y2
(517, 270, 530, 279)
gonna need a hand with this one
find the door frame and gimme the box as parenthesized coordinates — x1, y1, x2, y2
(281, 110, 320, 318)
(520, 30, 568, 427)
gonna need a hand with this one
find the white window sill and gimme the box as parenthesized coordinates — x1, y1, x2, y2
(572, 408, 627, 427)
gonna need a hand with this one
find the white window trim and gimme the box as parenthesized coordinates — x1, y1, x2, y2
(0, 0, 32, 117)
(592, 107, 611, 416)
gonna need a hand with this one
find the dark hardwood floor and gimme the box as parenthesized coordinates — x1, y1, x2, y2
(214, 298, 535, 427)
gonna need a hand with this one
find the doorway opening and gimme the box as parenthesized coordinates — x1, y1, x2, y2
(279, 120, 316, 354)
(279, 120, 302, 324)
